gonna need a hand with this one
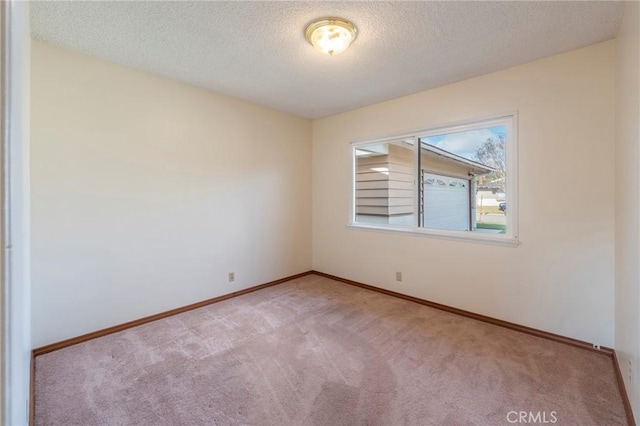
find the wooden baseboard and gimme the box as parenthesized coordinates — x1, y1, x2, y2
(32, 271, 313, 356)
(611, 350, 637, 425)
(34, 270, 609, 357)
(311, 270, 608, 355)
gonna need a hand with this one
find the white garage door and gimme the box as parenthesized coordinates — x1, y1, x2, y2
(423, 172, 470, 231)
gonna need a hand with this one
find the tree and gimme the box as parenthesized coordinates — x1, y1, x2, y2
(474, 134, 506, 192)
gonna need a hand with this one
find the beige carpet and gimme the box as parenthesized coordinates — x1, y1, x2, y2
(35, 274, 628, 425)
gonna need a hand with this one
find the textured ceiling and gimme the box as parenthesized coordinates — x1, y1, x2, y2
(31, 1, 623, 119)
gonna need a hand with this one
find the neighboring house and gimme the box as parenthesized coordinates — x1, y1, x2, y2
(355, 141, 493, 230)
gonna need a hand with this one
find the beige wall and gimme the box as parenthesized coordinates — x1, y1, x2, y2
(31, 41, 312, 347)
(313, 41, 616, 346)
(615, 1, 640, 420)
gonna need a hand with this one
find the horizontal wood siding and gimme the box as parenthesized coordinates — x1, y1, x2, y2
(356, 144, 413, 216)
(356, 180, 413, 190)
(356, 189, 414, 198)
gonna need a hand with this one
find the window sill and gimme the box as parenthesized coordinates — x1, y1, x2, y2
(347, 223, 520, 247)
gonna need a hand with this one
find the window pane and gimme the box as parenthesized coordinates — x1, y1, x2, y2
(420, 125, 507, 234)
(354, 139, 414, 226)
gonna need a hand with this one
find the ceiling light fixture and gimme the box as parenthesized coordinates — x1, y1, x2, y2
(305, 17, 357, 56)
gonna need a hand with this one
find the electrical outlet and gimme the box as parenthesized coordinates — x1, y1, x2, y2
(396, 271, 402, 282)
(228, 272, 235, 282)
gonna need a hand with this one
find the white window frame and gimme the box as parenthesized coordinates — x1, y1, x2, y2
(349, 113, 519, 247)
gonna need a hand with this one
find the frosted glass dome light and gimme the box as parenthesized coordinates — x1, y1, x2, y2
(305, 18, 358, 56)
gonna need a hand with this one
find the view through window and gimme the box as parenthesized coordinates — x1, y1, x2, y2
(353, 115, 515, 242)
(420, 125, 507, 234)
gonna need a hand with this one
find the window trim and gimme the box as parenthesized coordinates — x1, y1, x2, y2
(349, 112, 519, 247)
